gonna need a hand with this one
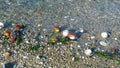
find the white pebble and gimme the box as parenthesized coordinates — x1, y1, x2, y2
(101, 32, 108, 39)
(90, 36, 95, 39)
(0, 22, 4, 29)
(62, 30, 69, 37)
(36, 55, 40, 59)
(84, 49, 92, 56)
(99, 41, 108, 46)
(79, 28, 84, 33)
(70, 18, 75, 21)
(1, 63, 5, 68)
(77, 45, 81, 48)
(114, 38, 118, 40)
(64, 16, 69, 18)
(25, 40, 29, 43)
(23, 56, 28, 59)
(72, 57, 75, 61)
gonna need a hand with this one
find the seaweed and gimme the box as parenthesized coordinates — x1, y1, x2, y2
(94, 51, 107, 59)
(29, 44, 40, 51)
(74, 57, 80, 62)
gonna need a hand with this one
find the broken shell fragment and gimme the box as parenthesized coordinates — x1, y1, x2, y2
(53, 26, 60, 33)
(101, 32, 108, 39)
(84, 49, 92, 56)
(0, 22, 4, 29)
(99, 41, 108, 46)
(62, 30, 69, 37)
(8, 35, 16, 43)
(3, 52, 10, 58)
(68, 33, 76, 40)
(3, 30, 11, 37)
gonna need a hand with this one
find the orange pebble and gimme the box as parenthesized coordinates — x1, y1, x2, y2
(68, 33, 76, 40)
(15, 25, 20, 30)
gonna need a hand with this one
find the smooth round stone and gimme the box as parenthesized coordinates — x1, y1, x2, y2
(0, 22, 4, 29)
(62, 30, 69, 37)
(99, 41, 108, 46)
(84, 49, 92, 56)
(101, 32, 108, 39)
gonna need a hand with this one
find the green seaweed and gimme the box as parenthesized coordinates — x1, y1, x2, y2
(29, 44, 40, 51)
(74, 57, 80, 62)
(117, 60, 120, 65)
(94, 51, 107, 59)
(16, 35, 22, 45)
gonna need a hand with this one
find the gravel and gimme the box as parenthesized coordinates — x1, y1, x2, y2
(0, 0, 120, 68)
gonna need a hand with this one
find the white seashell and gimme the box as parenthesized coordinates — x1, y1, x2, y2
(101, 32, 108, 39)
(62, 30, 69, 37)
(99, 41, 108, 46)
(0, 22, 4, 29)
(84, 49, 92, 56)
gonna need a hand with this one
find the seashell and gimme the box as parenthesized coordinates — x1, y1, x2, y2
(99, 41, 108, 46)
(3, 30, 11, 37)
(3, 52, 10, 58)
(0, 22, 4, 29)
(8, 35, 16, 43)
(84, 49, 92, 56)
(68, 33, 76, 40)
(101, 32, 108, 39)
(62, 30, 69, 37)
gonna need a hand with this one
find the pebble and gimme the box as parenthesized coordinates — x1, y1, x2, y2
(25, 39, 29, 43)
(0, 22, 4, 29)
(84, 49, 92, 56)
(23, 56, 28, 59)
(1, 63, 5, 68)
(90, 36, 95, 39)
(62, 30, 69, 37)
(64, 16, 69, 18)
(70, 18, 75, 21)
(68, 33, 76, 40)
(79, 28, 84, 33)
(99, 41, 108, 46)
(114, 38, 118, 40)
(101, 32, 108, 39)
(36, 55, 40, 59)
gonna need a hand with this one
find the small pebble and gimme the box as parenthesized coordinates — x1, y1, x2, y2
(62, 30, 69, 37)
(114, 38, 118, 40)
(70, 18, 75, 21)
(90, 36, 95, 39)
(1, 63, 5, 68)
(0, 22, 4, 29)
(84, 49, 92, 56)
(23, 56, 28, 59)
(99, 41, 108, 46)
(101, 32, 108, 39)
(68, 33, 76, 40)
(64, 16, 69, 18)
(79, 28, 84, 33)
(36, 55, 40, 59)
